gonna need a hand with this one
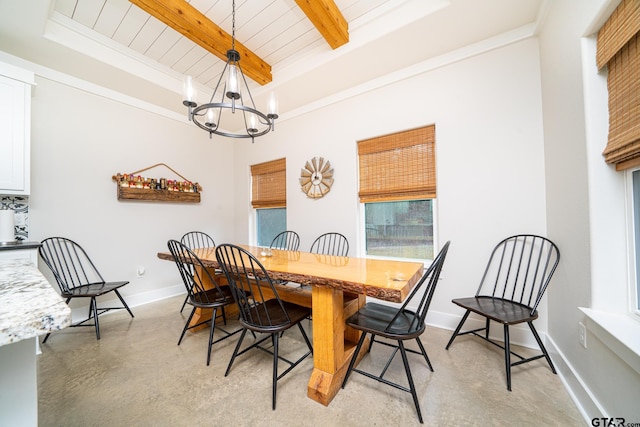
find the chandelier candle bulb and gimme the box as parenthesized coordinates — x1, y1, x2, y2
(183, 76, 195, 101)
(182, 76, 197, 121)
(268, 92, 278, 115)
(206, 109, 216, 128)
(226, 65, 240, 99)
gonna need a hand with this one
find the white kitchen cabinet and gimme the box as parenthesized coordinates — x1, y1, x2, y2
(0, 62, 34, 195)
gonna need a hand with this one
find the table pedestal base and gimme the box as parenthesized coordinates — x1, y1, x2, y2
(307, 286, 367, 406)
(307, 335, 369, 406)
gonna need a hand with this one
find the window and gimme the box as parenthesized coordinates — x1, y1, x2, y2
(256, 208, 287, 247)
(629, 169, 640, 313)
(365, 200, 433, 259)
(358, 125, 436, 260)
(251, 158, 286, 247)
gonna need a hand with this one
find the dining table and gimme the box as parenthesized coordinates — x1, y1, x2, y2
(157, 244, 424, 406)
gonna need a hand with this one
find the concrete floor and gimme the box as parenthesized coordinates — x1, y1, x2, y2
(37, 295, 585, 426)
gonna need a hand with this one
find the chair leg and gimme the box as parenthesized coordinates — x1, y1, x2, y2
(297, 323, 313, 353)
(92, 297, 100, 340)
(504, 324, 512, 391)
(225, 329, 248, 377)
(180, 294, 189, 313)
(113, 289, 134, 318)
(367, 335, 376, 353)
(528, 321, 557, 374)
(398, 340, 423, 424)
(415, 337, 433, 372)
(342, 332, 368, 388)
(272, 332, 279, 410)
(445, 310, 471, 349)
(206, 308, 218, 366)
(178, 307, 196, 345)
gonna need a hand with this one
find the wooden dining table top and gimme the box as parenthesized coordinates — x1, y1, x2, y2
(157, 244, 425, 303)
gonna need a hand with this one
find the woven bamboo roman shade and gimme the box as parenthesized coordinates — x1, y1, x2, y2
(251, 158, 286, 208)
(358, 125, 436, 203)
(597, 0, 640, 170)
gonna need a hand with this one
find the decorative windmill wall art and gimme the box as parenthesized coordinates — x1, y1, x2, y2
(299, 157, 334, 199)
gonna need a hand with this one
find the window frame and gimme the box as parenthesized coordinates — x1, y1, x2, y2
(625, 167, 640, 317)
(250, 158, 287, 246)
(356, 125, 438, 263)
(359, 199, 438, 263)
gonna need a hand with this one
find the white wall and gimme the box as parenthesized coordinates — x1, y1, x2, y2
(538, 0, 640, 420)
(28, 75, 236, 307)
(233, 38, 549, 339)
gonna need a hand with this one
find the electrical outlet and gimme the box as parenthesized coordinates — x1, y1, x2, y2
(136, 265, 146, 277)
(578, 322, 587, 348)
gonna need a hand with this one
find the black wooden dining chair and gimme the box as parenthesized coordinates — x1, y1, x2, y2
(341, 241, 450, 424)
(309, 232, 349, 256)
(269, 231, 301, 287)
(38, 237, 134, 342)
(179, 231, 217, 313)
(269, 230, 300, 251)
(181, 230, 216, 250)
(445, 234, 560, 391)
(215, 243, 313, 410)
(167, 239, 241, 366)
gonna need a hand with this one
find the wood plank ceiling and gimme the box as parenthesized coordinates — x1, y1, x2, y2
(52, 0, 386, 92)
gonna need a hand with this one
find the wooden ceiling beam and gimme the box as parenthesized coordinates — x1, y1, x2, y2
(295, 0, 349, 49)
(129, 0, 272, 85)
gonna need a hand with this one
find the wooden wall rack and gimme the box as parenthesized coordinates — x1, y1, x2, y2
(112, 163, 202, 203)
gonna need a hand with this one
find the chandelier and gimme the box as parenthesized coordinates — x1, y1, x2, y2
(182, 0, 278, 141)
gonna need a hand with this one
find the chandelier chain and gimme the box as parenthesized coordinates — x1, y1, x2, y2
(231, 0, 236, 51)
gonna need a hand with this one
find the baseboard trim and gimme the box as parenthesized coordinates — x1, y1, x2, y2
(544, 335, 603, 423)
(427, 308, 595, 424)
(68, 283, 185, 324)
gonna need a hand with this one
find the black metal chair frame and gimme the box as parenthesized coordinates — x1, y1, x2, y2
(179, 231, 217, 313)
(269, 230, 301, 287)
(215, 244, 313, 410)
(269, 230, 300, 251)
(168, 239, 242, 366)
(445, 234, 560, 391)
(342, 241, 450, 424)
(181, 230, 216, 250)
(309, 232, 349, 256)
(38, 237, 134, 342)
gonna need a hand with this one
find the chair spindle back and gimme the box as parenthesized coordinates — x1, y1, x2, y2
(476, 234, 560, 313)
(39, 237, 106, 293)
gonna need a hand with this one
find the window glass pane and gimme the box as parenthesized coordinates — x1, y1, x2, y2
(365, 200, 433, 260)
(633, 171, 640, 310)
(257, 208, 286, 247)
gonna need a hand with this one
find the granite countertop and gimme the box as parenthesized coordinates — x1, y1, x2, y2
(0, 259, 71, 346)
(0, 241, 41, 251)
